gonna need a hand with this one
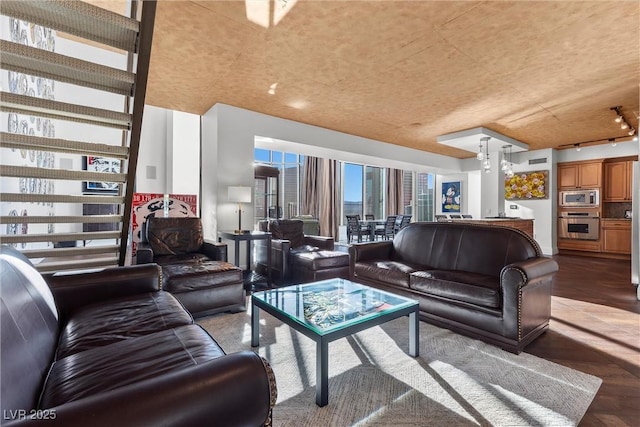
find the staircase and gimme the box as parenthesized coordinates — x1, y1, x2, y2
(0, 0, 156, 272)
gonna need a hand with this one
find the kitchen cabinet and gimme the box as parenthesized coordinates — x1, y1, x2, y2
(557, 237, 601, 253)
(604, 160, 632, 202)
(601, 219, 631, 254)
(558, 161, 602, 189)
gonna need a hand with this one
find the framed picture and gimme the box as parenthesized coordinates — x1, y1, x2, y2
(82, 156, 120, 194)
(442, 181, 461, 212)
(505, 170, 549, 200)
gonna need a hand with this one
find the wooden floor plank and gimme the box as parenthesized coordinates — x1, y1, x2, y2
(525, 254, 640, 425)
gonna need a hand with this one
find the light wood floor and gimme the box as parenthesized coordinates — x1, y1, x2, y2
(525, 254, 639, 426)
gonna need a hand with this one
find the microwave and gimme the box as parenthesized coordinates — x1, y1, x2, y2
(559, 189, 599, 207)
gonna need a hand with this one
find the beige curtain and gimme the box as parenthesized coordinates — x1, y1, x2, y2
(386, 168, 404, 215)
(302, 156, 321, 218)
(320, 159, 340, 239)
(302, 156, 340, 238)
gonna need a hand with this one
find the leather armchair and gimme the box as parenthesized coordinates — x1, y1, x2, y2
(135, 217, 244, 317)
(135, 217, 227, 265)
(255, 219, 334, 281)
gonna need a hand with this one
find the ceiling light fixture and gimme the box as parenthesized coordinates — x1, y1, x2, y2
(575, 143, 581, 152)
(501, 144, 514, 177)
(609, 138, 617, 147)
(610, 106, 635, 135)
(478, 137, 491, 173)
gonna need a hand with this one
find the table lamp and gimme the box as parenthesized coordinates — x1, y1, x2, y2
(228, 186, 252, 234)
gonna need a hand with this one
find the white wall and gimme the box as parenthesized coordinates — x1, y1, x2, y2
(136, 107, 200, 206)
(137, 106, 168, 193)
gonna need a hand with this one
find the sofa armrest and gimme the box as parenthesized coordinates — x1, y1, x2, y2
(501, 257, 559, 288)
(349, 241, 393, 262)
(500, 257, 558, 342)
(304, 235, 334, 250)
(45, 264, 162, 321)
(134, 241, 154, 264)
(202, 241, 228, 261)
(255, 239, 291, 279)
(5, 351, 276, 427)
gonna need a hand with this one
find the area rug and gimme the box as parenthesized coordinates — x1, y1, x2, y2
(198, 309, 601, 427)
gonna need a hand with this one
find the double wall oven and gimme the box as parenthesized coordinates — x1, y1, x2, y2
(558, 189, 600, 241)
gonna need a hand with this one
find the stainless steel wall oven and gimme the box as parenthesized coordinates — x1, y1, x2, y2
(558, 212, 599, 240)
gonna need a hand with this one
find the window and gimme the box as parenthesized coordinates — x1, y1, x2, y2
(254, 148, 304, 219)
(415, 172, 435, 221)
(343, 163, 363, 218)
(402, 171, 413, 215)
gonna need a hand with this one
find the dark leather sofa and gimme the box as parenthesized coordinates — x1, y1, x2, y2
(136, 217, 245, 317)
(256, 219, 349, 283)
(349, 222, 559, 353)
(1, 245, 276, 426)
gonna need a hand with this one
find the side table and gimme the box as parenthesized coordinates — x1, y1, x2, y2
(218, 230, 271, 290)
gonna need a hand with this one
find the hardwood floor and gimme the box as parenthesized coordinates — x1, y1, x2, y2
(525, 254, 640, 426)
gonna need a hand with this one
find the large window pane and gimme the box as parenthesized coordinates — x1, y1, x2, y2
(343, 163, 363, 218)
(282, 163, 298, 218)
(254, 148, 270, 163)
(365, 166, 383, 219)
(416, 172, 434, 221)
(402, 171, 413, 216)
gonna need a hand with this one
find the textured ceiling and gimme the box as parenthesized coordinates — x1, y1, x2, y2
(145, 0, 640, 158)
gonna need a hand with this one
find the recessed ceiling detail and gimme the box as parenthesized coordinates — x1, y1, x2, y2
(436, 127, 529, 154)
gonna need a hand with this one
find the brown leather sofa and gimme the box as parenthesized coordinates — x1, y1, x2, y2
(349, 222, 559, 354)
(0, 245, 276, 426)
(256, 219, 349, 283)
(136, 217, 245, 317)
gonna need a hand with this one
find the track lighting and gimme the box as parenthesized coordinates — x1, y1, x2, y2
(610, 106, 635, 136)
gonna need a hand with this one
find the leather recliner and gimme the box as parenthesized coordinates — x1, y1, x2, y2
(255, 219, 349, 284)
(136, 217, 245, 317)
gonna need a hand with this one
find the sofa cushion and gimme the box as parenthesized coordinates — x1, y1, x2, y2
(290, 245, 320, 254)
(410, 270, 501, 308)
(354, 261, 422, 288)
(147, 217, 204, 256)
(57, 292, 193, 359)
(292, 250, 349, 270)
(154, 252, 211, 265)
(41, 325, 224, 409)
(162, 261, 242, 293)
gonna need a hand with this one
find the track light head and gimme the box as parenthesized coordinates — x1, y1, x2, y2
(615, 115, 623, 123)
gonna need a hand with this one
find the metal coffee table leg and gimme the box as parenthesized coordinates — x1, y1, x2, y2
(316, 337, 329, 406)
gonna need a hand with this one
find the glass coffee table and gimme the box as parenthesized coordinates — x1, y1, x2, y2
(251, 278, 419, 407)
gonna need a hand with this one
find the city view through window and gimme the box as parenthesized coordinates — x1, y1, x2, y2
(254, 148, 435, 224)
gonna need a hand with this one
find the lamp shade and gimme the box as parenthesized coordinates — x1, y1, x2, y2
(228, 186, 252, 203)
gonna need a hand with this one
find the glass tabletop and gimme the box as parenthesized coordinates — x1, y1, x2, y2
(252, 278, 417, 335)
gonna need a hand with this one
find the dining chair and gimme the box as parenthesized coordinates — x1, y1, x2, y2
(435, 214, 448, 222)
(365, 214, 375, 220)
(346, 215, 369, 243)
(375, 215, 397, 240)
(462, 214, 473, 218)
(396, 215, 411, 233)
(448, 214, 462, 219)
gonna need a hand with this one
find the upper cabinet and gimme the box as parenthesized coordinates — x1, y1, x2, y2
(558, 160, 602, 189)
(604, 160, 633, 202)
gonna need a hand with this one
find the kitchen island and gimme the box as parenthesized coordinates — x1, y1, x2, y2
(443, 217, 534, 239)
